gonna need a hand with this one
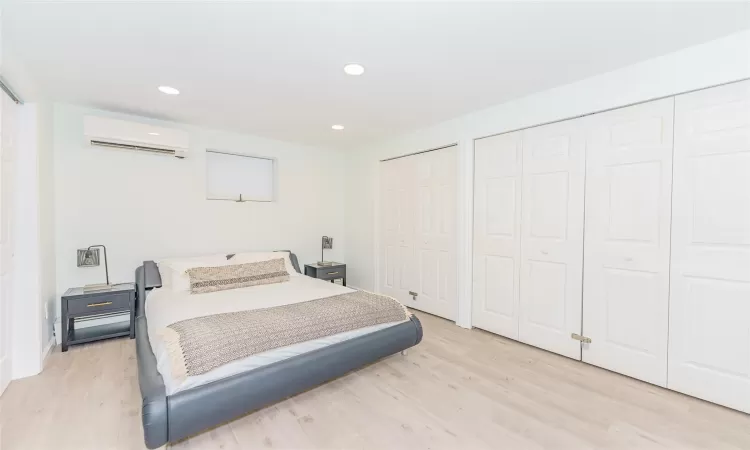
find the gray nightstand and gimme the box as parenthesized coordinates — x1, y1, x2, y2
(61, 283, 136, 352)
(304, 262, 346, 286)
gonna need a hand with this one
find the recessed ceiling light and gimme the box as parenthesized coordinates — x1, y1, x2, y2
(332, 124, 345, 131)
(158, 86, 180, 95)
(343, 64, 365, 76)
(148, 132, 160, 136)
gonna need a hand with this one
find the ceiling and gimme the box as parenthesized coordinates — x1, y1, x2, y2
(3, 2, 749, 149)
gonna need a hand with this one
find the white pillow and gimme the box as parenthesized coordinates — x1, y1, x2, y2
(231, 251, 299, 277)
(156, 254, 231, 292)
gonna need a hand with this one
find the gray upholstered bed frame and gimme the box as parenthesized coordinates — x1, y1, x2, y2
(134, 252, 423, 448)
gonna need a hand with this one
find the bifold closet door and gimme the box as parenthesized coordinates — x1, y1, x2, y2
(380, 156, 415, 305)
(668, 80, 750, 413)
(518, 119, 585, 359)
(582, 98, 674, 386)
(379, 146, 458, 320)
(412, 146, 458, 320)
(473, 132, 522, 339)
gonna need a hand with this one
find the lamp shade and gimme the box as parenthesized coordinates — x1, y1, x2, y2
(77, 248, 100, 267)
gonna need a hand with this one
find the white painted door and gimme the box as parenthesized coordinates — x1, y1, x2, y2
(0, 93, 18, 396)
(668, 80, 750, 413)
(519, 119, 585, 359)
(582, 98, 674, 386)
(472, 132, 523, 338)
(413, 146, 457, 319)
(379, 156, 415, 305)
(380, 146, 458, 320)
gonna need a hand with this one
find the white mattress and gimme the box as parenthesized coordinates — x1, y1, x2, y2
(146, 275, 406, 395)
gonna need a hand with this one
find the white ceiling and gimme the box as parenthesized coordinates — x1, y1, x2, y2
(3, 2, 749, 149)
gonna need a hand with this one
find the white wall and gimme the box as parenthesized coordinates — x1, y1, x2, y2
(344, 30, 750, 328)
(53, 105, 346, 317)
(1, 5, 56, 378)
(7, 100, 55, 379)
(11, 103, 44, 378)
(37, 102, 55, 356)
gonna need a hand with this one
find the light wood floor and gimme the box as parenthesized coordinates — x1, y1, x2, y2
(2, 312, 750, 450)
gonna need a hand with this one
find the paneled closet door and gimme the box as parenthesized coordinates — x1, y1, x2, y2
(413, 146, 457, 320)
(379, 156, 415, 305)
(582, 98, 674, 386)
(519, 119, 585, 359)
(668, 80, 750, 413)
(473, 132, 522, 339)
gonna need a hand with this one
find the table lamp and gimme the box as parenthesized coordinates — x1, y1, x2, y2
(77, 244, 112, 292)
(318, 236, 333, 266)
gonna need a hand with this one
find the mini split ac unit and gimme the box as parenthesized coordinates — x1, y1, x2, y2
(83, 116, 189, 158)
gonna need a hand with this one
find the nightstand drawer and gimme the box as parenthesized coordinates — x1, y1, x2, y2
(67, 292, 131, 315)
(317, 267, 346, 280)
(304, 263, 347, 287)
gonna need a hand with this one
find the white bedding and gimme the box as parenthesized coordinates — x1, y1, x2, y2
(146, 275, 407, 395)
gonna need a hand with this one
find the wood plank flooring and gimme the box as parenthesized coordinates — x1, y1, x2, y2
(2, 311, 749, 449)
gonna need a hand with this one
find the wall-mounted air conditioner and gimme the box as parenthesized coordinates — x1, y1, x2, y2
(83, 116, 189, 158)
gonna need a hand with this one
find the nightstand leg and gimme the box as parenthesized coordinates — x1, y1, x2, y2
(61, 316, 68, 352)
(343, 277, 347, 287)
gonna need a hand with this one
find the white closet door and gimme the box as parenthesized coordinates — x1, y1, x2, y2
(669, 80, 750, 413)
(0, 94, 18, 396)
(413, 146, 457, 319)
(473, 132, 522, 338)
(379, 156, 415, 305)
(519, 119, 585, 359)
(582, 98, 674, 386)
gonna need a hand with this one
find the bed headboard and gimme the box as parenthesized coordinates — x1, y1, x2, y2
(278, 250, 302, 274)
(134, 250, 302, 317)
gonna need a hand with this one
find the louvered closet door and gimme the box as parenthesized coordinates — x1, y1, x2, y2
(379, 156, 415, 305)
(519, 119, 585, 359)
(582, 98, 674, 386)
(668, 80, 750, 413)
(473, 132, 522, 339)
(412, 146, 457, 319)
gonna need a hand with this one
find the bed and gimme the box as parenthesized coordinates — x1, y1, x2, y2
(134, 252, 423, 448)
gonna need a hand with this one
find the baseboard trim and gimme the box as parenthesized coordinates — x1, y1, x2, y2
(41, 336, 56, 369)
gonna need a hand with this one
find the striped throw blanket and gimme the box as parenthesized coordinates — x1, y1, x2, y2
(160, 290, 411, 382)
